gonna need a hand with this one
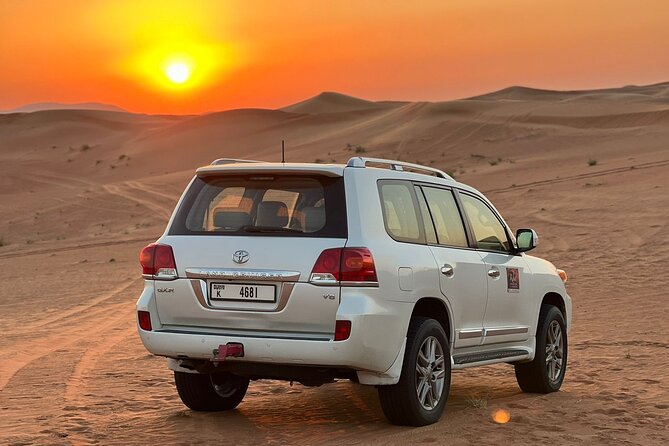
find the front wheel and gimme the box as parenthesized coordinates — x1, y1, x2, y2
(378, 317, 451, 426)
(174, 371, 249, 411)
(515, 305, 568, 393)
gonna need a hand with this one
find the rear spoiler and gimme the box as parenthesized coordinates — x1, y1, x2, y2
(196, 162, 344, 178)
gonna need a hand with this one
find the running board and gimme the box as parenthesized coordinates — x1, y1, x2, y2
(453, 349, 529, 365)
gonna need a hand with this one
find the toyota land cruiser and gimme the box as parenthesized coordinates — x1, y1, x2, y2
(136, 157, 572, 426)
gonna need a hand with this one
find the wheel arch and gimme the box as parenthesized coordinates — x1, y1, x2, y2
(410, 297, 452, 342)
(541, 292, 567, 326)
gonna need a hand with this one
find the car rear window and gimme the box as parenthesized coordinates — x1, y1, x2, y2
(169, 175, 347, 237)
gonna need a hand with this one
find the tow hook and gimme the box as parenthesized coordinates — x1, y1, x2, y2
(212, 343, 244, 363)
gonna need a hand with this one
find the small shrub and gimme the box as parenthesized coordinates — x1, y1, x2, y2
(625, 350, 631, 360)
(109, 258, 116, 263)
(355, 145, 366, 154)
(489, 160, 499, 166)
(588, 158, 597, 166)
(465, 396, 488, 409)
(0, 237, 4, 247)
(26, 239, 34, 245)
(80, 144, 92, 151)
(314, 158, 324, 163)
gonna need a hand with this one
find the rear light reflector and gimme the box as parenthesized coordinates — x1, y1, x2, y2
(138, 311, 152, 331)
(310, 247, 378, 286)
(557, 269, 568, 283)
(334, 320, 351, 341)
(140, 243, 177, 280)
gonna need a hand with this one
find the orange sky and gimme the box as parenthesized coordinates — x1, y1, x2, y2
(1, 0, 668, 114)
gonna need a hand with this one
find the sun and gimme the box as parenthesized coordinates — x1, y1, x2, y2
(165, 62, 191, 84)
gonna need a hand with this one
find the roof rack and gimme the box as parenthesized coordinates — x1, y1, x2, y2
(210, 158, 264, 165)
(346, 157, 453, 180)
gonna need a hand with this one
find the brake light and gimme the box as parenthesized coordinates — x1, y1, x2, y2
(340, 248, 377, 283)
(140, 243, 177, 279)
(137, 311, 152, 331)
(311, 248, 342, 283)
(334, 320, 351, 341)
(310, 247, 378, 286)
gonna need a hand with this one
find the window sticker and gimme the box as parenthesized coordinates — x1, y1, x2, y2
(507, 267, 520, 293)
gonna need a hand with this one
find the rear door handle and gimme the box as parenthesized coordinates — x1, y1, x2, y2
(441, 264, 454, 277)
(488, 268, 500, 278)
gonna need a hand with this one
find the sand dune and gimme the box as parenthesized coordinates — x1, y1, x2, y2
(1, 101, 128, 114)
(1, 82, 668, 445)
(281, 91, 399, 114)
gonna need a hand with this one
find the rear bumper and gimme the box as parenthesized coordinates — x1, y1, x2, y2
(136, 282, 412, 374)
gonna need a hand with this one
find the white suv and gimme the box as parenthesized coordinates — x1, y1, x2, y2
(136, 157, 572, 426)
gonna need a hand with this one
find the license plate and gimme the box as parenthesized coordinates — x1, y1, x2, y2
(210, 283, 276, 303)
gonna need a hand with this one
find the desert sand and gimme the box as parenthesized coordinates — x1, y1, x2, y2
(1, 82, 668, 445)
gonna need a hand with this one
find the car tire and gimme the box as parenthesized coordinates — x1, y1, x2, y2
(515, 304, 568, 393)
(174, 371, 249, 411)
(378, 317, 451, 426)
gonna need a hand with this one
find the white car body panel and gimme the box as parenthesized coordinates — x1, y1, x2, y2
(136, 158, 572, 387)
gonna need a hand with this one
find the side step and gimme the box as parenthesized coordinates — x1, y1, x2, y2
(453, 348, 529, 365)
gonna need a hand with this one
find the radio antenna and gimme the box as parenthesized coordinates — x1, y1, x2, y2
(281, 140, 285, 164)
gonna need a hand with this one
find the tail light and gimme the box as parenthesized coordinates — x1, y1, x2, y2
(310, 247, 378, 286)
(140, 243, 177, 280)
(334, 320, 351, 341)
(137, 311, 152, 331)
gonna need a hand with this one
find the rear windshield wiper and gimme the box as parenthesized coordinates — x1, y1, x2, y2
(240, 225, 304, 234)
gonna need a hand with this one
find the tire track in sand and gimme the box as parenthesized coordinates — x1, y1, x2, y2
(64, 323, 137, 403)
(103, 182, 174, 220)
(483, 158, 669, 194)
(0, 281, 140, 391)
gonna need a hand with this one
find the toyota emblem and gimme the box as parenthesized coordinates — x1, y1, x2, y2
(232, 250, 249, 264)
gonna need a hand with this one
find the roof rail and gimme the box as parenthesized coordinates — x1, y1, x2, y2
(346, 157, 453, 180)
(210, 158, 264, 165)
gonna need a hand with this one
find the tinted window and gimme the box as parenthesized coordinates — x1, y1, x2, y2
(460, 193, 510, 252)
(415, 187, 437, 244)
(421, 187, 468, 248)
(169, 175, 347, 237)
(379, 181, 422, 243)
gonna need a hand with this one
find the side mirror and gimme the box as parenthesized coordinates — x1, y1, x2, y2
(516, 228, 538, 252)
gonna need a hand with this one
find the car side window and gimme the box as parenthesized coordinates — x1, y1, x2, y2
(459, 193, 511, 252)
(421, 187, 468, 248)
(378, 181, 423, 243)
(415, 187, 437, 244)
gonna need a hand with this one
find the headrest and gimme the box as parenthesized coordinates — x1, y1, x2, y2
(302, 206, 325, 232)
(256, 201, 289, 227)
(213, 208, 251, 230)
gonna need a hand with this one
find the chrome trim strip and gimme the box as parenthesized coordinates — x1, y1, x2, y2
(340, 281, 379, 287)
(189, 279, 295, 313)
(485, 327, 529, 337)
(185, 268, 300, 282)
(459, 329, 484, 339)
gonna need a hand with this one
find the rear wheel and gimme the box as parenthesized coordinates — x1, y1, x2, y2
(174, 371, 249, 411)
(378, 317, 451, 426)
(515, 305, 568, 393)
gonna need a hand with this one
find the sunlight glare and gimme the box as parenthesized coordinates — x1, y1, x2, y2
(492, 409, 511, 424)
(166, 62, 191, 84)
